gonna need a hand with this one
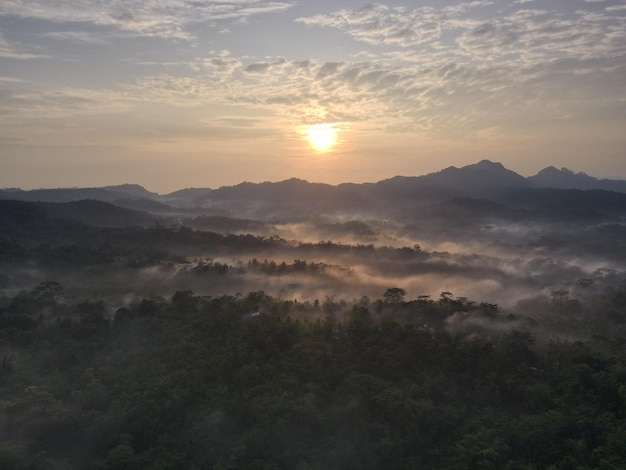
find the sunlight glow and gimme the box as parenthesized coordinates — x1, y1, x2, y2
(306, 123, 337, 152)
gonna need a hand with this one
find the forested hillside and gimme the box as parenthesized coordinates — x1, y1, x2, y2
(2, 162, 626, 468)
(1, 287, 625, 469)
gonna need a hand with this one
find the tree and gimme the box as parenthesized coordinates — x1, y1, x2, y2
(171, 290, 198, 314)
(383, 287, 406, 304)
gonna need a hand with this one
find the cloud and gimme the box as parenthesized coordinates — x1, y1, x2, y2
(245, 58, 288, 75)
(0, 30, 47, 59)
(198, 120, 278, 140)
(288, 2, 626, 133)
(0, 83, 132, 123)
(316, 62, 345, 79)
(296, 4, 444, 47)
(39, 31, 111, 45)
(0, 1, 296, 40)
(295, 2, 501, 48)
(119, 36, 625, 137)
(202, 51, 243, 80)
(454, 8, 626, 64)
(6, 39, 623, 141)
(206, 117, 263, 127)
(4, 2, 624, 140)
(296, 2, 626, 64)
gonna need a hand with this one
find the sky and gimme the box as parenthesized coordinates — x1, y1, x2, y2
(1, 0, 625, 193)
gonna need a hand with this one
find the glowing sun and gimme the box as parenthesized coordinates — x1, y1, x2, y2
(306, 123, 337, 152)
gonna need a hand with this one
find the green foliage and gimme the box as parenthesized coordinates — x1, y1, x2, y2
(0, 289, 624, 469)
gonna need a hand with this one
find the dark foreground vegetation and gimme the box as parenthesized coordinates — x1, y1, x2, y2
(1, 285, 625, 469)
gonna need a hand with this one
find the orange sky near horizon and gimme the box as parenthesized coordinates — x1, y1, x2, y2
(1, 1, 625, 192)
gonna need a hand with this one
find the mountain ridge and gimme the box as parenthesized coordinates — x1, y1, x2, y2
(2, 161, 625, 214)
(528, 166, 626, 192)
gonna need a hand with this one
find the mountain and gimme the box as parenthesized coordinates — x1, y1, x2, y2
(0, 186, 155, 204)
(500, 188, 626, 219)
(189, 178, 370, 217)
(207, 178, 332, 202)
(102, 184, 159, 199)
(161, 188, 213, 208)
(529, 166, 626, 192)
(0, 199, 159, 229)
(342, 176, 460, 208)
(416, 197, 517, 222)
(112, 198, 175, 213)
(45, 200, 161, 227)
(3, 161, 626, 221)
(421, 160, 530, 196)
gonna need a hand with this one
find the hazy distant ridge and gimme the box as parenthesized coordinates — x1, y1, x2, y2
(528, 166, 626, 192)
(2, 161, 626, 215)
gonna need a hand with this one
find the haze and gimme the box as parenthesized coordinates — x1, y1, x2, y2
(1, 0, 626, 192)
(3, 159, 626, 340)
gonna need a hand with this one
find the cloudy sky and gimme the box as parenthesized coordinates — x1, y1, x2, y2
(1, 0, 625, 192)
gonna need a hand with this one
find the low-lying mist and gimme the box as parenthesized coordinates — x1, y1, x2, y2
(2, 186, 626, 348)
(2, 215, 625, 346)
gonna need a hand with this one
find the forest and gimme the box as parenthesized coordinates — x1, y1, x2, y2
(1, 161, 626, 468)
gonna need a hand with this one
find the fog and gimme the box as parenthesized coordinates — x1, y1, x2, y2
(2, 215, 624, 340)
(2, 177, 626, 347)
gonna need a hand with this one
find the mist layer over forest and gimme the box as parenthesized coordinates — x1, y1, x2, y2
(2, 161, 626, 342)
(1, 161, 626, 468)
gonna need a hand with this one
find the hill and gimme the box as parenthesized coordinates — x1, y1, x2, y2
(0, 199, 159, 229)
(3, 161, 626, 222)
(529, 167, 626, 192)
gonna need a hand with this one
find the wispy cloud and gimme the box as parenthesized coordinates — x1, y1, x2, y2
(299, 2, 626, 62)
(2, 0, 625, 170)
(296, 4, 442, 47)
(0, 85, 132, 123)
(295, 2, 497, 48)
(122, 42, 625, 137)
(0, 1, 296, 40)
(0, 30, 47, 59)
(287, 2, 626, 132)
(39, 31, 111, 45)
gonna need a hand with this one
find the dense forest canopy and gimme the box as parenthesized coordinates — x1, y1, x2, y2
(1, 284, 626, 469)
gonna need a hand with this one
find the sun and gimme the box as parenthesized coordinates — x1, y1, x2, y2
(306, 123, 337, 152)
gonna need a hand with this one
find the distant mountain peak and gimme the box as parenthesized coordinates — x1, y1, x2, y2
(536, 166, 560, 175)
(534, 166, 590, 178)
(4, 161, 626, 215)
(474, 159, 505, 170)
(105, 183, 147, 190)
(102, 184, 158, 198)
(421, 160, 529, 197)
(527, 166, 626, 191)
(437, 160, 511, 175)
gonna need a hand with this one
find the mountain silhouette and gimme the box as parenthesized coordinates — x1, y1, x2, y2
(102, 184, 159, 199)
(0, 186, 149, 204)
(420, 160, 530, 197)
(0, 199, 158, 229)
(529, 166, 626, 192)
(3, 161, 626, 222)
